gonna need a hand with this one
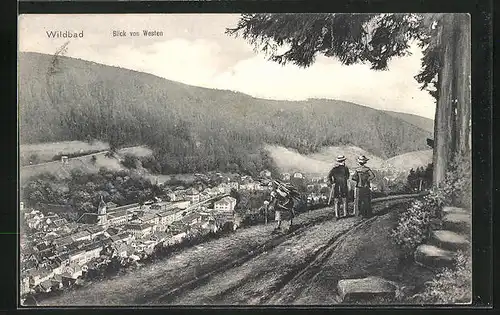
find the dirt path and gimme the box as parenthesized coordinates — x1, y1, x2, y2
(39, 198, 415, 306)
(152, 199, 412, 305)
(160, 216, 361, 305)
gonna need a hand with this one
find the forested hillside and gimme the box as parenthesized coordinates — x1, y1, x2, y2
(19, 52, 432, 176)
(384, 111, 434, 134)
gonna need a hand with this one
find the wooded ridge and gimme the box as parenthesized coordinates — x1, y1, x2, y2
(19, 52, 432, 175)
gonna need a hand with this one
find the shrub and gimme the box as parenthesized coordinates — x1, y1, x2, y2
(432, 155, 472, 210)
(140, 156, 162, 173)
(411, 251, 472, 304)
(391, 199, 436, 257)
(121, 154, 139, 169)
(28, 153, 40, 165)
(391, 155, 471, 257)
(52, 149, 103, 161)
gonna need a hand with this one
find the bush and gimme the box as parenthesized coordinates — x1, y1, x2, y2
(52, 149, 103, 161)
(432, 155, 472, 210)
(390, 199, 436, 257)
(391, 155, 471, 257)
(140, 156, 162, 173)
(28, 153, 40, 165)
(121, 154, 139, 169)
(411, 251, 472, 304)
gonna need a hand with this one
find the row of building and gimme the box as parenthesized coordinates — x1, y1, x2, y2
(20, 193, 239, 296)
(20, 170, 271, 296)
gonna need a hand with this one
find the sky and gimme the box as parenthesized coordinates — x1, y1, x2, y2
(18, 14, 436, 119)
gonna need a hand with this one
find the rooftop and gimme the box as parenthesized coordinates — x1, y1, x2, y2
(105, 227, 120, 236)
(215, 196, 237, 205)
(151, 231, 169, 240)
(70, 230, 91, 240)
(108, 209, 131, 219)
(185, 188, 200, 195)
(83, 241, 103, 252)
(139, 213, 158, 222)
(35, 242, 52, 252)
(114, 242, 128, 252)
(107, 203, 141, 214)
(181, 212, 201, 223)
(127, 223, 154, 231)
(68, 248, 86, 258)
(110, 232, 132, 242)
(56, 252, 70, 261)
(86, 225, 106, 234)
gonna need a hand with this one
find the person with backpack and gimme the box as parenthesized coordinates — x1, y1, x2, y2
(351, 155, 376, 218)
(327, 155, 350, 219)
(268, 180, 299, 233)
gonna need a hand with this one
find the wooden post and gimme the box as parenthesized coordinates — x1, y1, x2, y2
(419, 179, 423, 192)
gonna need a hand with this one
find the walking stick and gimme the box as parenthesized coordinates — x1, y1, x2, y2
(328, 184, 335, 205)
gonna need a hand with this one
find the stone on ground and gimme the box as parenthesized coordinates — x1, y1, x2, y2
(442, 213, 471, 235)
(414, 244, 455, 269)
(429, 230, 470, 251)
(337, 276, 398, 303)
(442, 206, 469, 215)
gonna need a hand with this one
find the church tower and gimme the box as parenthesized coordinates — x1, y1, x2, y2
(98, 196, 106, 215)
(97, 196, 107, 226)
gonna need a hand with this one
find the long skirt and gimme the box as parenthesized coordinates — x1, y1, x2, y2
(354, 187, 372, 217)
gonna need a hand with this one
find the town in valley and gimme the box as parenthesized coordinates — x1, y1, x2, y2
(20, 159, 340, 299)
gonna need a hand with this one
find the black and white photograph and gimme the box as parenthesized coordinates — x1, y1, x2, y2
(18, 13, 472, 306)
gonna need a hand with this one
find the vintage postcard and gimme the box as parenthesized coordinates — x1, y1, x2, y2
(18, 13, 472, 307)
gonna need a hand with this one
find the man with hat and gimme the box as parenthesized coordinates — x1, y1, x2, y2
(352, 155, 376, 218)
(327, 155, 350, 219)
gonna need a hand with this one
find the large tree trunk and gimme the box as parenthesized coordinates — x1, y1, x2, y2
(454, 14, 472, 160)
(432, 14, 471, 187)
(433, 14, 458, 187)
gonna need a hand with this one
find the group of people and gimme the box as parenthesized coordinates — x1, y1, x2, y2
(327, 155, 375, 219)
(265, 154, 376, 233)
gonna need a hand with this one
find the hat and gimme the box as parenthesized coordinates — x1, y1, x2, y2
(357, 155, 369, 163)
(336, 155, 346, 162)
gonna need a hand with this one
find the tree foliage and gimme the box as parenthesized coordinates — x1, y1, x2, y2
(406, 163, 433, 192)
(232, 189, 271, 215)
(227, 13, 447, 102)
(22, 168, 161, 215)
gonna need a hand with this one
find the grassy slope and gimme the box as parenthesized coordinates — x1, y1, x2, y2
(383, 150, 433, 171)
(384, 111, 434, 134)
(266, 145, 432, 176)
(265, 145, 385, 175)
(19, 145, 154, 185)
(20, 140, 110, 164)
